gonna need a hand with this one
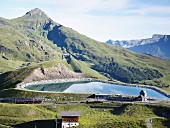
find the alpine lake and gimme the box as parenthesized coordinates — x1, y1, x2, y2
(25, 81, 169, 100)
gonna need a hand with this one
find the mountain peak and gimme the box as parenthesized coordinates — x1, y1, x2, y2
(152, 34, 165, 39)
(12, 8, 56, 30)
(25, 8, 48, 18)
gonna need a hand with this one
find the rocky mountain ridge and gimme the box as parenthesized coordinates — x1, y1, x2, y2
(106, 34, 170, 59)
(106, 34, 166, 48)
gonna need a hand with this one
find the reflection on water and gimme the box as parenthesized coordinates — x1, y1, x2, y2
(26, 82, 168, 99)
(25, 81, 89, 92)
(64, 82, 168, 99)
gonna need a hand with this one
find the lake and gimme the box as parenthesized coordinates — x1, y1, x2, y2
(25, 81, 169, 99)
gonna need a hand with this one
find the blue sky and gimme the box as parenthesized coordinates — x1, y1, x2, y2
(0, 0, 170, 41)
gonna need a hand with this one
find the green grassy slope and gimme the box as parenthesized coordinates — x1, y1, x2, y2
(0, 58, 107, 90)
(47, 23, 170, 92)
(65, 57, 108, 80)
(0, 104, 54, 126)
(0, 57, 28, 73)
(152, 118, 170, 128)
(0, 9, 74, 73)
(0, 26, 61, 62)
(0, 15, 61, 69)
(0, 66, 36, 90)
(0, 88, 91, 101)
(0, 103, 169, 128)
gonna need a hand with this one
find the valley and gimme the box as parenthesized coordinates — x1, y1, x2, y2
(0, 8, 170, 128)
(0, 8, 170, 93)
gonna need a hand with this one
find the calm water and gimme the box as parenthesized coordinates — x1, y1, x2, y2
(26, 82, 169, 99)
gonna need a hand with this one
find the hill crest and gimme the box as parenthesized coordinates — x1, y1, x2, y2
(25, 8, 47, 17)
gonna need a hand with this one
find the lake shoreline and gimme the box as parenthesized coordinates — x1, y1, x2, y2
(95, 79, 170, 99)
(17, 78, 92, 89)
(16, 78, 170, 99)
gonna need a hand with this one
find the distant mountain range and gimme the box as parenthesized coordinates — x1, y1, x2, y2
(106, 34, 170, 59)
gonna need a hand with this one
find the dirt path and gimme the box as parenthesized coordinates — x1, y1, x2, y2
(145, 117, 163, 128)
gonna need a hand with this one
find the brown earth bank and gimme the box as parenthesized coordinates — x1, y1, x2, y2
(24, 64, 88, 83)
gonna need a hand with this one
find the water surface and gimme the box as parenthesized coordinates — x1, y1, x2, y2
(26, 82, 169, 99)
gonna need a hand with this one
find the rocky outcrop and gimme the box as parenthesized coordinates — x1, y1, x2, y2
(24, 63, 88, 83)
(106, 34, 170, 59)
(106, 34, 165, 48)
(0, 20, 9, 26)
(25, 8, 48, 17)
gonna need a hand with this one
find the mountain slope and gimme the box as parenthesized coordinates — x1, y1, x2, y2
(106, 34, 170, 59)
(129, 35, 170, 59)
(0, 58, 107, 90)
(0, 9, 62, 72)
(39, 18, 170, 86)
(0, 8, 170, 92)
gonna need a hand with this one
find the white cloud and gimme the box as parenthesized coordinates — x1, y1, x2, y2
(49, 11, 170, 41)
(126, 6, 170, 16)
(4, 0, 170, 41)
(14, 0, 130, 13)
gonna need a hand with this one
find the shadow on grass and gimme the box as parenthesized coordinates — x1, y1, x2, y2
(109, 104, 128, 115)
(12, 119, 62, 128)
(146, 105, 170, 119)
(152, 118, 170, 128)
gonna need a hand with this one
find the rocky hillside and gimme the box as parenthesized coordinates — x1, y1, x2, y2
(24, 64, 87, 83)
(0, 8, 170, 92)
(106, 34, 170, 59)
(129, 35, 170, 59)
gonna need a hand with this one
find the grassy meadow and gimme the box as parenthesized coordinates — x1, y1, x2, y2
(152, 118, 170, 128)
(0, 103, 169, 128)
